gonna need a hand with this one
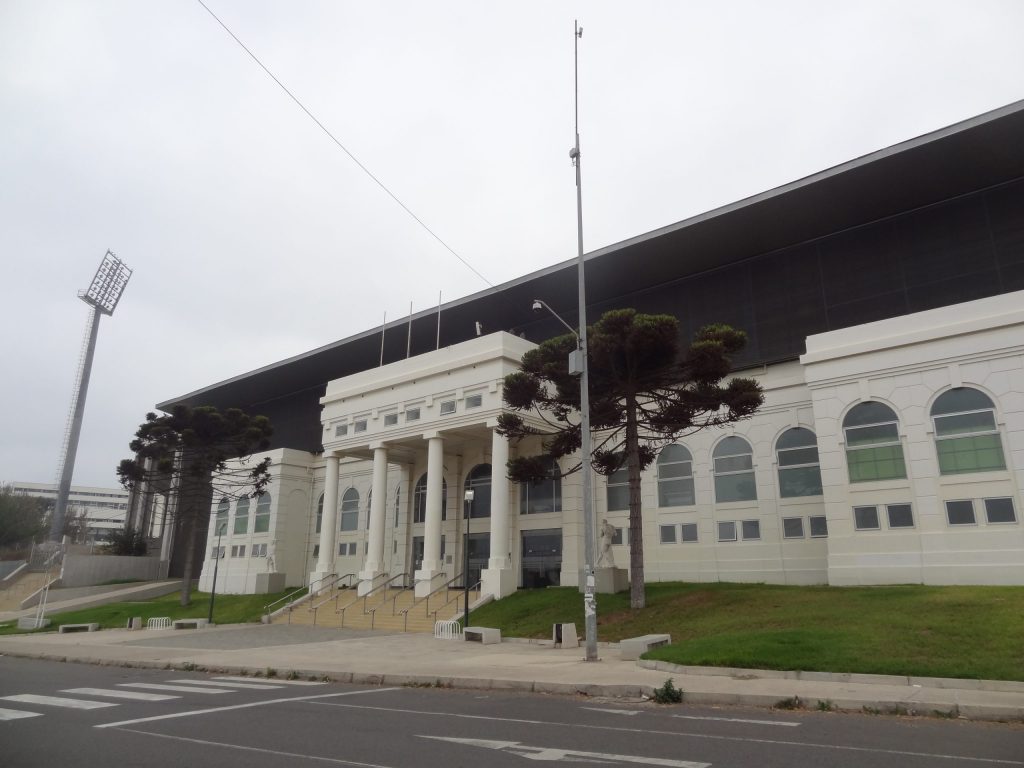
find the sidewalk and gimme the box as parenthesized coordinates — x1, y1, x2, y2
(0, 623, 1021, 722)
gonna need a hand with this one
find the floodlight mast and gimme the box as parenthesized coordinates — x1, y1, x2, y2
(50, 251, 132, 541)
(572, 20, 599, 663)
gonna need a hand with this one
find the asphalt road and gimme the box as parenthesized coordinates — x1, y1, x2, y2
(1, 657, 1021, 767)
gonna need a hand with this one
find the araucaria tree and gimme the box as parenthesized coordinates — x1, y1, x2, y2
(117, 405, 273, 606)
(498, 309, 764, 609)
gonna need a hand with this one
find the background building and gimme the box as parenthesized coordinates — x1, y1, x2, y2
(10, 482, 129, 544)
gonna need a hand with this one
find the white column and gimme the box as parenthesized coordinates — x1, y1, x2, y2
(312, 453, 340, 588)
(415, 434, 445, 596)
(482, 427, 516, 599)
(358, 445, 389, 595)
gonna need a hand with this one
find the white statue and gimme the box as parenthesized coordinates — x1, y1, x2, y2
(597, 518, 616, 568)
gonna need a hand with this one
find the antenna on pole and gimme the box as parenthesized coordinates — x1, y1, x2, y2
(51, 250, 132, 541)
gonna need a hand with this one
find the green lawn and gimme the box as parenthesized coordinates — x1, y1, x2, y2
(467, 582, 1024, 681)
(0, 588, 303, 636)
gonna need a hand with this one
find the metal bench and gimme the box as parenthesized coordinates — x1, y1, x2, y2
(619, 633, 671, 660)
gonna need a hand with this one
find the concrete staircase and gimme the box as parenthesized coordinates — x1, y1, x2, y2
(279, 585, 480, 633)
(0, 571, 52, 612)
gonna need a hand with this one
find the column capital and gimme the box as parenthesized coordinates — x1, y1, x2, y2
(421, 431, 444, 441)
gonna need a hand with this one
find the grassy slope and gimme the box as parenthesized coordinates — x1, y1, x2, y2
(467, 582, 1024, 681)
(0, 588, 302, 635)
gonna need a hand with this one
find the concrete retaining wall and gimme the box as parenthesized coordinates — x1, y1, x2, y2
(0, 560, 26, 580)
(61, 554, 167, 588)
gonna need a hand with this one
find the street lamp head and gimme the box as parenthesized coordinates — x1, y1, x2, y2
(531, 300, 543, 313)
(464, 489, 475, 502)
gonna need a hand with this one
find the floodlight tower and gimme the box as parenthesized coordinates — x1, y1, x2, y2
(50, 251, 132, 541)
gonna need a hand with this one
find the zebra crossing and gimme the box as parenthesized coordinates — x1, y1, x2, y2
(0, 676, 325, 722)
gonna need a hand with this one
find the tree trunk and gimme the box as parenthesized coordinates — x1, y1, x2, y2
(626, 397, 646, 609)
(179, 505, 197, 607)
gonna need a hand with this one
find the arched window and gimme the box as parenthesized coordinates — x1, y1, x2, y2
(253, 493, 271, 533)
(931, 388, 1006, 474)
(214, 498, 229, 536)
(843, 402, 906, 482)
(234, 496, 250, 534)
(464, 464, 492, 518)
(657, 444, 694, 507)
(776, 428, 823, 497)
(606, 467, 629, 512)
(413, 474, 447, 523)
(315, 493, 324, 533)
(713, 436, 757, 503)
(520, 457, 562, 514)
(339, 488, 359, 531)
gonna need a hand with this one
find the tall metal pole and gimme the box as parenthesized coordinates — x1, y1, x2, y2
(573, 20, 598, 662)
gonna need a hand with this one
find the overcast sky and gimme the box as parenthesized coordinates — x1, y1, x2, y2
(1, 1, 1022, 489)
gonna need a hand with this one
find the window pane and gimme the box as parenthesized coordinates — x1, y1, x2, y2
(611, 527, 624, 546)
(782, 517, 804, 538)
(945, 500, 976, 525)
(741, 520, 761, 540)
(854, 506, 880, 530)
(658, 461, 692, 479)
(717, 521, 737, 542)
(932, 387, 995, 416)
(715, 455, 753, 474)
(607, 484, 629, 511)
(713, 436, 753, 458)
(843, 401, 899, 427)
(846, 423, 900, 446)
(681, 523, 698, 542)
(777, 446, 819, 467)
(847, 445, 907, 482)
(254, 494, 271, 533)
(715, 472, 757, 503)
(234, 497, 249, 534)
(776, 427, 817, 451)
(659, 443, 691, 463)
(658, 477, 695, 507)
(659, 525, 677, 544)
(809, 515, 828, 537)
(887, 504, 914, 528)
(936, 434, 1006, 474)
(984, 498, 1016, 524)
(934, 411, 997, 436)
(779, 466, 823, 497)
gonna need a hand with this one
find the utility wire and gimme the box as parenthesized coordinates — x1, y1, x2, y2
(196, 0, 493, 287)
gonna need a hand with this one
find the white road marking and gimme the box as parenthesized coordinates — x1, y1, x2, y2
(62, 688, 178, 702)
(213, 675, 324, 686)
(673, 714, 800, 728)
(422, 736, 710, 767)
(166, 679, 282, 690)
(0, 707, 43, 721)
(1, 694, 117, 710)
(117, 729, 392, 767)
(583, 707, 642, 716)
(96, 687, 400, 729)
(119, 683, 233, 694)
(314, 701, 1024, 766)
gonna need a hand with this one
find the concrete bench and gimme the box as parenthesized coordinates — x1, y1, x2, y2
(552, 622, 579, 649)
(464, 626, 501, 645)
(619, 633, 671, 660)
(58, 622, 99, 634)
(172, 618, 209, 630)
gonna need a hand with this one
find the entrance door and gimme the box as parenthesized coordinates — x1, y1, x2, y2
(462, 532, 490, 587)
(521, 529, 562, 588)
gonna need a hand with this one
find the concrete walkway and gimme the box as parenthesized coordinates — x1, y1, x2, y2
(0, 579, 181, 622)
(0, 622, 1021, 722)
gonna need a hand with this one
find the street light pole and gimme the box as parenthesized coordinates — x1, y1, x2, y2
(572, 19, 599, 662)
(463, 489, 474, 627)
(208, 523, 225, 623)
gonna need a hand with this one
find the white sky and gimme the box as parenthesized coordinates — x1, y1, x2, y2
(1, 1, 1022, 489)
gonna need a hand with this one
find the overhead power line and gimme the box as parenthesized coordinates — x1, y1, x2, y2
(195, 0, 492, 287)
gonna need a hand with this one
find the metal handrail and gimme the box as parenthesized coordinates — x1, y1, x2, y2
(428, 580, 482, 628)
(399, 573, 479, 631)
(263, 572, 353, 622)
(306, 573, 357, 624)
(337, 572, 407, 628)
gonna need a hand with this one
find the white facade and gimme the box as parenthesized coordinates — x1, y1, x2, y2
(10, 482, 129, 543)
(197, 292, 1024, 595)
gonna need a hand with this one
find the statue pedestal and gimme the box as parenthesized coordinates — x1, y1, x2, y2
(578, 567, 629, 594)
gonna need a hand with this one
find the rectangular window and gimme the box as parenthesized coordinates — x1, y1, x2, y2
(465, 394, 483, 408)
(782, 517, 804, 539)
(606, 468, 629, 512)
(778, 465, 823, 498)
(854, 506, 880, 530)
(338, 542, 346, 555)
(946, 499, 976, 526)
(230, 545, 245, 558)
(405, 407, 420, 422)
(680, 522, 698, 542)
(717, 521, 737, 542)
(334, 424, 348, 437)
(886, 503, 914, 528)
(659, 524, 677, 544)
(936, 434, 1006, 474)
(984, 497, 1017, 524)
(312, 544, 320, 558)
(611, 527, 625, 546)
(439, 400, 456, 415)
(741, 519, 761, 540)
(383, 413, 398, 426)
(354, 420, 367, 433)
(809, 515, 828, 538)
(846, 445, 907, 482)
(349, 542, 358, 555)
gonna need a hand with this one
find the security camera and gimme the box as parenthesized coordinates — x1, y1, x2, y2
(532, 300, 543, 312)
